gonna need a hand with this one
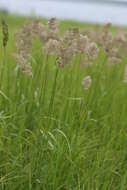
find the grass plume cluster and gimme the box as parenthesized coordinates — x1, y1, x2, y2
(0, 15, 127, 190)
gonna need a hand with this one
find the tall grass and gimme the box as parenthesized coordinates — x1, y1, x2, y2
(0, 15, 127, 190)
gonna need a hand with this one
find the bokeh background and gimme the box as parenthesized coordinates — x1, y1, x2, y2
(0, 0, 127, 25)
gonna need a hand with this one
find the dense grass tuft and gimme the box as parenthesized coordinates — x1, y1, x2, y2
(0, 15, 127, 190)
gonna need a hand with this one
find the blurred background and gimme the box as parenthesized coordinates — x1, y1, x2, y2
(0, 0, 127, 26)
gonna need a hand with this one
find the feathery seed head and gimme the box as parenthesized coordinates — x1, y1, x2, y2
(47, 17, 59, 40)
(72, 28, 80, 39)
(13, 23, 33, 76)
(109, 48, 121, 58)
(123, 64, 127, 83)
(86, 42, 99, 61)
(103, 23, 112, 33)
(82, 76, 92, 90)
(2, 19, 8, 47)
(57, 45, 74, 67)
(72, 35, 89, 54)
(48, 18, 58, 30)
(115, 31, 127, 44)
(108, 57, 121, 65)
(43, 39, 60, 55)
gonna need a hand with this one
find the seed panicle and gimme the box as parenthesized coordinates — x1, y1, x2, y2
(2, 19, 8, 48)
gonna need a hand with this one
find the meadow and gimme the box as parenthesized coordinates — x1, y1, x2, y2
(0, 13, 127, 190)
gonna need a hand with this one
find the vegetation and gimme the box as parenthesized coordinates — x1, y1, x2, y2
(0, 14, 127, 190)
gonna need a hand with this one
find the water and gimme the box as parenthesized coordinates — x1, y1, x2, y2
(0, 0, 127, 26)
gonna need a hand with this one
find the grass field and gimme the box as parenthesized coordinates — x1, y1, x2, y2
(0, 13, 127, 190)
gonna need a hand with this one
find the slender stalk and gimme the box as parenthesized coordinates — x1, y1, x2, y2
(47, 65, 59, 120)
(39, 55, 49, 112)
(0, 48, 6, 108)
(0, 47, 6, 90)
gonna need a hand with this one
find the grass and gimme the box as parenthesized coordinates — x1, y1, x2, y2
(0, 14, 127, 190)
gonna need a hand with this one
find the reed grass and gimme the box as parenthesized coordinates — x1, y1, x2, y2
(0, 14, 127, 190)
